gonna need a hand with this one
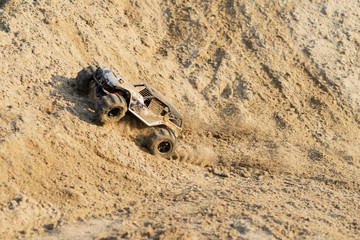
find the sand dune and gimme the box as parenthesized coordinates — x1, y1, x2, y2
(0, 0, 359, 239)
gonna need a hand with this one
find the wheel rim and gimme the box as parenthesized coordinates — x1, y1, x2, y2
(158, 141, 172, 153)
(107, 108, 120, 118)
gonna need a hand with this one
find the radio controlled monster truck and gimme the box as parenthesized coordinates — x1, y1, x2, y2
(75, 66, 183, 158)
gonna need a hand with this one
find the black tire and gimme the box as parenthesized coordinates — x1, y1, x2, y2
(96, 94, 127, 124)
(76, 66, 97, 94)
(148, 129, 176, 158)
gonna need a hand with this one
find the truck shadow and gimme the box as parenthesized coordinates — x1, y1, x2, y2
(51, 75, 98, 125)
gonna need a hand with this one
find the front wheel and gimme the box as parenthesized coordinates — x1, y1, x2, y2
(148, 129, 176, 158)
(96, 94, 127, 124)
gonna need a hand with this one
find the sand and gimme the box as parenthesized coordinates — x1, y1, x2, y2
(0, 0, 359, 239)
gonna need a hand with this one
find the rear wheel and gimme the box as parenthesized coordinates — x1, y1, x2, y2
(148, 129, 176, 158)
(76, 66, 97, 94)
(96, 94, 127, 124)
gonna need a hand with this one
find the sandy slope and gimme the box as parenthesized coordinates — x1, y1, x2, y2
(0, 0, 359, 239)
